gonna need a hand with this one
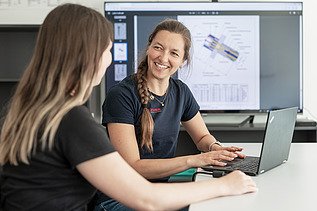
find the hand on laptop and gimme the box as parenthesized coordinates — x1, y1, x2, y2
(188, 150, 239, 167)
(211, 144, 246, 159)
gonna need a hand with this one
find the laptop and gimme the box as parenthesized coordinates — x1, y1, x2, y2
(202, 107, 298, 176)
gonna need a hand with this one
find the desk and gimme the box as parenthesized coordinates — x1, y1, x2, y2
(189, 143, 317, 211)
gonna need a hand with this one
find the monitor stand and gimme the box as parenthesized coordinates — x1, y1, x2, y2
(202, 114, 254, 127)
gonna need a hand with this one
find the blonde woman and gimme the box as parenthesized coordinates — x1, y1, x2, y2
(0, 4, 257, 211)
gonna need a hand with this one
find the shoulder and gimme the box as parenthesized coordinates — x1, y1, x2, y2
(60, 105, 97, 132)
(58, 105, 107, 147)
(58, 106, 115, 166)
(102, 75, 140, 124)
(108, 75, 136, 96)
(105, 75, 140, 108)
(63, 106, 91, 122)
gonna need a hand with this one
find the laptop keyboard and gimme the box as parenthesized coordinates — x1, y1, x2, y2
(225, 157, 259, 172)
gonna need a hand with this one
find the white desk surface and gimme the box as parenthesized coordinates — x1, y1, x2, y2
(189, 143, 317, 211)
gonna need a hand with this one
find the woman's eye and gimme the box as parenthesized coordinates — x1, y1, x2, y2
(153, 46, 162, 50)
(172, 52, 179, 57)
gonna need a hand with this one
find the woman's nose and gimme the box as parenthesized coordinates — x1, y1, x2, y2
(159, 51, 169, 62)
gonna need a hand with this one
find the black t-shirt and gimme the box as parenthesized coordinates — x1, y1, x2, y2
(1, 106, 115, 211)
(103, 75, 199, 162)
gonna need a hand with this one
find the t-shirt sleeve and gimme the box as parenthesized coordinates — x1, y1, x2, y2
(57, 106, 115, 166)
(102, 84, 137, 126)
(181, 82, 200, 122)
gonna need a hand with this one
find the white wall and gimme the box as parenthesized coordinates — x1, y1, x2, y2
(302, 0, 317, 121)
(0, 1, 105, 24)
(1, 0, 316, 121)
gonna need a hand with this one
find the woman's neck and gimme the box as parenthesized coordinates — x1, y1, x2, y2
(147, 79, 169, 96)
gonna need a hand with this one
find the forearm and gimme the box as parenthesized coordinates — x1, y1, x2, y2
(103, 167, 229, 211)
(131, 168, 231, 211)
(78, 152, 223, 210)
(132, 156, 195, 179)
(195, 133, 218, 152)
(129, 172, 253, 211)
(149, 179, 227, 210)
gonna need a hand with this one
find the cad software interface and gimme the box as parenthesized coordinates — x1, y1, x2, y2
(105, 2, 303, 112)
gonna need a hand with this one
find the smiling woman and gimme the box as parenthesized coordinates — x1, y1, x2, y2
(135, 19, 192, 151)
(96, 19, 251, 211)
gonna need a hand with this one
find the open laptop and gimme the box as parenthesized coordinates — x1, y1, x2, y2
(202, 107, 298, 176)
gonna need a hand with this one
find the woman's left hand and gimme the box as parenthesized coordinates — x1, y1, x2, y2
(212, 144, 246, 158)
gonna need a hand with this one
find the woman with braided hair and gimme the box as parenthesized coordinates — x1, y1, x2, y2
(95, 19, 253, 211)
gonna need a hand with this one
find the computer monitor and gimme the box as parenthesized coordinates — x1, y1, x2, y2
(104, 1, 303, 114)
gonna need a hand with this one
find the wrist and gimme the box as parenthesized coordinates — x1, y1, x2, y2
(185, 155, 196, 168)
(208, 140, 222, 151)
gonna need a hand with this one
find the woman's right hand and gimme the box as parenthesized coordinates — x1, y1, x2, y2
(218, 170, 258, 195)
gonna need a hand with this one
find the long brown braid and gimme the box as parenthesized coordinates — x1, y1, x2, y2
(135, 19, 192, 152)
(135, 58, 154, 151)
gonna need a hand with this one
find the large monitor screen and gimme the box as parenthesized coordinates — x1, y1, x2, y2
(104, 1, 303, 113)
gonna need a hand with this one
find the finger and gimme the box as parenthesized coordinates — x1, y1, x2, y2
(211, 160, 227, 166)
(246, 180, 258, 188)
(246, 186, 258, 193)
(226, 146, 243, 152)
(218, 153, 237, 161)
(221, 150, 239, 158)
(235, 152, 246, 158)
(244, 176, 257, 188)
(206, 150, 232, 157)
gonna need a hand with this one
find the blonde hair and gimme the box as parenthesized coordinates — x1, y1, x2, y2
(0, 4, 113, 165)
(135, 19, 192, 152)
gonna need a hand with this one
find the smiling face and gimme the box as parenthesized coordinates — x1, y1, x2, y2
(146, 30, 185, 82)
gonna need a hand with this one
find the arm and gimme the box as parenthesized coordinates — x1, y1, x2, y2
(107, 123, 238, 179)
(77, 152, 257, 211)
(182, 112, 246, 158)
(107, 123, 193, 179)
(182, 112, 218, 152)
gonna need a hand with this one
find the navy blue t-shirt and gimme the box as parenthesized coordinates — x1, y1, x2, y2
(102, 75, 200, 161)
